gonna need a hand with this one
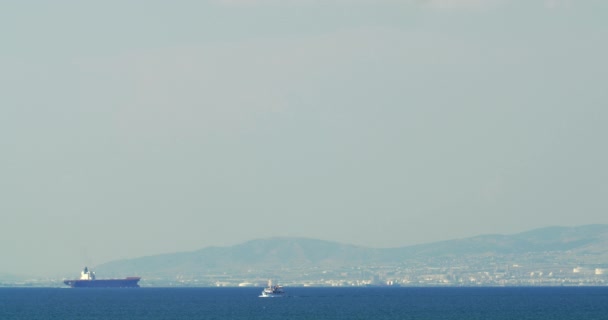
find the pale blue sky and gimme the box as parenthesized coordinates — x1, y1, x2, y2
(1, 0, 607, 276)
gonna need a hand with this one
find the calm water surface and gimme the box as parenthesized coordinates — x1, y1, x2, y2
(1, 287, 607, 319)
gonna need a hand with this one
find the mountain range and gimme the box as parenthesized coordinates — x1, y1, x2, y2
(96, 224, 608, 279)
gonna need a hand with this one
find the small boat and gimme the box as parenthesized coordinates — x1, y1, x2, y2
(259, 280, 285, 297)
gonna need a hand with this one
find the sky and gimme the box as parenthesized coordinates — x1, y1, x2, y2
(1, 0, 607, 277)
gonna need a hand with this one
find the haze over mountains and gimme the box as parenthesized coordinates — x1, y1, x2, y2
(96, 225, 608, 280)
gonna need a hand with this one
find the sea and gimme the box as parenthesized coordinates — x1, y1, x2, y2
(1, 286, 608, 320)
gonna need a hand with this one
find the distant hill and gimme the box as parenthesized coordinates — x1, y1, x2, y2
(97, 237, 391, 277)
(396, 224, 608, 257)
(96, 224, 608, 279)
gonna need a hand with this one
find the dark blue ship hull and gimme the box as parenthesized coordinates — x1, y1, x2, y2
(64, 277, 141, 288)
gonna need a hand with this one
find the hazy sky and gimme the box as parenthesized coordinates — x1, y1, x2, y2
(2, 0, 607, 276)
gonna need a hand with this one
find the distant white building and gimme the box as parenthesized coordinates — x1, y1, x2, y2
(238, 282, 254, 287)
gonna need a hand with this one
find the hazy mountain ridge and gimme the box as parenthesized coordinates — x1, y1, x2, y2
(96, 225, 608, 277)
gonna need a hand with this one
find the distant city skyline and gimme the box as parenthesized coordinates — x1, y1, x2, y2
(1, 0, 607, 277)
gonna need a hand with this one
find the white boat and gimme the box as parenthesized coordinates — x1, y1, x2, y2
(259, 280, 285, 298)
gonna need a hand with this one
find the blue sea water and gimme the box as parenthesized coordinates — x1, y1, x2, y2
(1, 286, 608, 320)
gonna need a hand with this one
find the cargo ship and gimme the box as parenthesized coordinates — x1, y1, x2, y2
(63, 267, 141, 288)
